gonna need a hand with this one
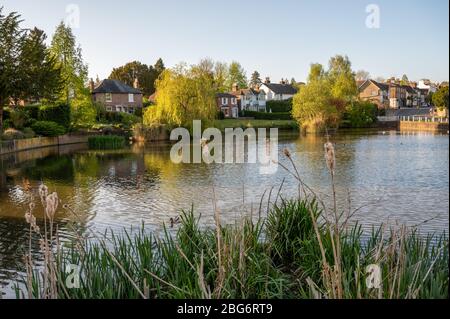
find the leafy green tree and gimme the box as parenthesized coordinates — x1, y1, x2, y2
(109, 59, 165, 96)
(144, 63, 217, 130)
(250, 71, 262, 88)
(213, 61, 229, 92)
(49, 22, 88, 104)
(308, 63, 325, 82)
(71, 92, 97, 128)
(154, 58, 165, 75)
(328, 55, 358, 101)
(17, 28, 62, 103)
(292, 65, 338, 132)
(432, 86, 449, 110)
(226, 61, 247, 90)
(0, 7, 24, 131)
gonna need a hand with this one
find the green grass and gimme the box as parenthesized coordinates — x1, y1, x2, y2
(17, 198, 449, 299)
(88, 135, 126, 150)
(214, 119, 298, 131)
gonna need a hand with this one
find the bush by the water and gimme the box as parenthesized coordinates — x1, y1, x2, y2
(242, 110, 292, 120)
(266, 98, 293, 113)
(88, 135, 126, 149)
(341, 101, 378, 128)
(97, 111, 140, 129)
(31, 121, 66, 137)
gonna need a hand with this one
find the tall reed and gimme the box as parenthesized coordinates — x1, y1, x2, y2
(88, 135, 125, 150)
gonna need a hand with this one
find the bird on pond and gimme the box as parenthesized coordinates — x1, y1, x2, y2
(170, 216, 181, 228)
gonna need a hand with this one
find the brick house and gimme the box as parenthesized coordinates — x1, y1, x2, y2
(91, 79, 143, 113)
(359, 79, 390, 109)
(216, 93, 239, 118)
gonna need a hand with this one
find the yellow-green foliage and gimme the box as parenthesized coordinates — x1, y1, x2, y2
(143, 64, 217, 131)
(292, 78, 339, 132)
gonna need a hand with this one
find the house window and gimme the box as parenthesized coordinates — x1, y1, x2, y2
(128, 107, 134, 114)
(231, 98, 236, 104)
(106, 106, 112, 112)
(128, 94, 134, 103)
(222, 98, 228, 105)
(105, 93, 112, 102)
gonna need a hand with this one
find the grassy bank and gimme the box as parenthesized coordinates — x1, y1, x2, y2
(17, 197, 448, 299)
(214, 119, 298, 131)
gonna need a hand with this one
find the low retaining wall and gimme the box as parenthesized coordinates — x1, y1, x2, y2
(399, 121, 449, 132)
(133, 124, 169, 142)
(0, 134, 89, 156)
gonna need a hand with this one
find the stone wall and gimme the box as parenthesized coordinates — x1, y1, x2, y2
(399, 121, 449, 132)
(0, 134, 89, 156)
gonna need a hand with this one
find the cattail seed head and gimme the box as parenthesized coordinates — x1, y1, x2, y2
(45, 192, 59, 221)
(283, 148, 291, 158)
(324, 142, 336, 174)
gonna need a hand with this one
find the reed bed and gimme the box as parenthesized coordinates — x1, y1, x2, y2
(15, 138, 449, 299)
(88, 135, 125, 150)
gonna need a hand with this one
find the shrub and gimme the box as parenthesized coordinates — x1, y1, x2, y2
(341, 101, 378, 128)
(9, 109, 29, 129)
(38, 103, 71, 127)
(1, 128, 25, 140)
(98, 111, 140, 127)
(217, 110, 225, 120)
(71, 97, 97, 129)
(22, 127, 36, 138)
(24, 104, 40, 120)
(266, 98, 293, 113)
(134, 108, 143, 117)
(241, 110, 292, 120)
(31, 121, 66, 137)
(88, 135, 125, 149)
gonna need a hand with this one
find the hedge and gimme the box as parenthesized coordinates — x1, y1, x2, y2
(241, 110, 293, 120)
(266, 99, 293, 113)
(38, 103, 71, 127)
(31, 121, 66, 137)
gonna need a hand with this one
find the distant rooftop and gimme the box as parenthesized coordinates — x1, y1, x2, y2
(92, 79, 142, 94)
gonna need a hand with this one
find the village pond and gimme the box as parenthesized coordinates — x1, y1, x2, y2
(0, 130, 449, 297)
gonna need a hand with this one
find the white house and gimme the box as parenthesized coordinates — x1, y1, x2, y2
(417, 79, 437, 93)
(259, 78, 298, 101)
(230, 85, 266, 112)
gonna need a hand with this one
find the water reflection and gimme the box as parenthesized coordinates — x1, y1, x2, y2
(0, 130, 448, 296)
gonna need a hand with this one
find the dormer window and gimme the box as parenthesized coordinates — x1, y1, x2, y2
(105, 93, 112, 102)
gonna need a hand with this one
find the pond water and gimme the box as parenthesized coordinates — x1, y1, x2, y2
(0, 130, 449, 297)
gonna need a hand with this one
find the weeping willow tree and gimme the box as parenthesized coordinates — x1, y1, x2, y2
(144, 62, 217, 131)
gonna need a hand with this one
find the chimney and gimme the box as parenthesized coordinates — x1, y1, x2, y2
(89, 78, 95, 92)
(133, 78, 139, 89)
(280, 78, 284, 84)
(264, 77, 271, 84)
(232, 83, 239, 92)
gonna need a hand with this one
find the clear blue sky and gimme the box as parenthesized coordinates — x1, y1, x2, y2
(2, 0, 449, 82)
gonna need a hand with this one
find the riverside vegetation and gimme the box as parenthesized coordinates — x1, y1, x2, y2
(11, 139, 448, 300)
